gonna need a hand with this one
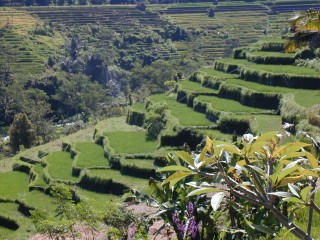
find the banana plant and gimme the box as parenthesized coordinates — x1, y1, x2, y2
(160, 132, 319, 239)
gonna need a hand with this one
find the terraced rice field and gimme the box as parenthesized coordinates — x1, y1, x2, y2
(45, 151, 79, 181)
(0, 8, 64, 76)
(106, 131, 158, 154)
(195, 95, 271, 113)
(149, 94, 213, 126)
(75, 142, 109, 168)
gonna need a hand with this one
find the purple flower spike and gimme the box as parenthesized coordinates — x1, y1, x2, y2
(187, 201, 194, 218)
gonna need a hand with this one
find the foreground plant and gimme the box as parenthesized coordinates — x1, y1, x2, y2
(160, 131, 319, 239)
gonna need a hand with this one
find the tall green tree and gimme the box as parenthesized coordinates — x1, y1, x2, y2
(9, 113, 35, 152)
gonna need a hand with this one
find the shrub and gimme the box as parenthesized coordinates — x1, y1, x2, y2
(145, 102, 167, 139)
(157, 132, 320, 239)
(307, 104, 320, 127)
(126, 109, 145, 127)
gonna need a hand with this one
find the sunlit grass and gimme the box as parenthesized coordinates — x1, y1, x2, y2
(32, 163, 47, 187)
(278, 193, 320, 239)
(178, 80, 218, 94)
(131, 103, 146, 112)
(76, 188, 122, 212)
(75, 142, 108, 168)
(0, 172, 29, 200)
(45, 152, 78, 181)
(149, 94, 213, 126)
(98, 116, 144, 133)
(106, 131, 158, 154)
(87, 169, 151, 195)
(121, 158, 155, 169)
(223, 79, 320, 108)
(196, 95, 269, 113)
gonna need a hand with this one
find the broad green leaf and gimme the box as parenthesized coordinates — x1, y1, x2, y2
(158, 166, 192, 172)
(235, 182, 253, 189)
(250, 224, 275, 235)
(170, 177, 185, 189)
(276, 164, 300, 184)
(268, 191, 293, 198)
(299, 169, 319, 178)
(283, 197, 304, 204)
(227, 166, 236, 173)
(280, 142, 311, 156)
(216, 143, 241, 155)
(248, 142, 268, 156)
(256, 131, 278, 143)
(247, 165, 266, 178)
(269, 162, 283, 184)
(187, 187, 221, 197)
(211, 192, 225, 211)
(305, 152, 318, 168)
(278, 176, 303, 187)
(177, 151, 194, 167)
(202, 157, 216, 165)
(288, 183, 300, 197)
(236, 159, 258, 167)
(199, 147, 207, 163)
(162, 171, 193, 186)
(205, 136, 214, 154)
(280, 152, 307, 161)
(300, 186, 312, 202)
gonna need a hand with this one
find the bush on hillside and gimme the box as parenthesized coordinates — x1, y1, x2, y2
(307, 104, 320, 127)
(9, 113, 35, 153)
(145, 102, 167, 139)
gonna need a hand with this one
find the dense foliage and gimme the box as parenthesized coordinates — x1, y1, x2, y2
(151, 131, 320, 239)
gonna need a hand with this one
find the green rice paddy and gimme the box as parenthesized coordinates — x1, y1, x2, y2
(149, 94, 213, 126)
(45, 151, 78, 181)
(219, 58, 320, 76)
(75, 142, 109, 168)
(196, 95, 270, 113)
(0, 172, 29, 200)
(87, 169, 151, 195)
(106, 131, 158, 154)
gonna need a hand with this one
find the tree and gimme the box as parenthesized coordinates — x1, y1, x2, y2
(9, 113, 35, 152)
(158, 131, 320, 239)
(144, 101, 167, 139)
(287, 9, 320, 51)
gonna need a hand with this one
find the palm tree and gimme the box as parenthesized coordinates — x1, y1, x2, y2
(286, 8, 320, 52)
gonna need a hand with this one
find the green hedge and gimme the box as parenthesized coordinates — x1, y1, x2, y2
(160, 128, 203, 150)
(214, 61, 240, 74)
(189, 72, 224, 90)
(233, 47, 250, 59)
(19, 156, 39, 165)
(0, 215, 19, 230)
(218, 83, 281, 110)
(119, 158, 156, 179)
(258, 41, 285, 52)
(192, 98, 221, 122)
(12, 161, 32, 174)
(79, 171, 128, 195)
(239, 66, 320, 89)
(246, 52, 295, 65)
(126, 108, 146, 127)
(218, 115, 251, 135)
